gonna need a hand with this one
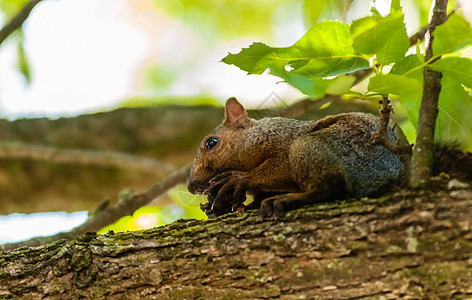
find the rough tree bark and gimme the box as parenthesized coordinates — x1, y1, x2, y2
(1, 183, 471, 299)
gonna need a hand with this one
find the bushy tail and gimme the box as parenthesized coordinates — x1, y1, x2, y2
(433, 145, 472, 180)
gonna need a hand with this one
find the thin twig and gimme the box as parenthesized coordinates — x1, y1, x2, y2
(408, 8, 456, 46)
(370, 96, 412, 182)
(0, 0, 43, 46)
(410, 0, 449, 187)
(371, 96, 399, 153)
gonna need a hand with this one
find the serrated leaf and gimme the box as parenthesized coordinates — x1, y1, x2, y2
(433, 13, 472, 56)
(269, 63, 330, 99)
(351, 10, 409, 64)
(270, 64, 356, 99)
(221, 43, 277, 75)
(222, 20, 370, 78)
(430, 57, 472, 88)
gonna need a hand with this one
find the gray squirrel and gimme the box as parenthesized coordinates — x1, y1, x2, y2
(188, 97, 407, 218)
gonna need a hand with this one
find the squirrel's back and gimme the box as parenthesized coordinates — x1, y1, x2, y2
(289, 112, 404, 197)
(236, 112, 405, 197)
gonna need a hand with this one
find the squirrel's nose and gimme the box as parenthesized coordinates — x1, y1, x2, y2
(188, 178, 206, 194)
(188, 180, 196, 194)
(187, 178, 200, 194)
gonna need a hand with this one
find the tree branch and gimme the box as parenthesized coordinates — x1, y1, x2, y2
(0, 0, 43, 46)
(0, 164, 190, 251)
(0, 142, 176, 174)
(1, 184, 471, 298)
(410, 0, 449, 187)
(408, 8, 455, 46)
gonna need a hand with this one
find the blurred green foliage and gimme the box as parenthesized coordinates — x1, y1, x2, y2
(100, 185, 207, 233)
(152, 0, 292, 39)
(0, 0, 30, 18)
(120, 95, 219, 108)
(15, 30, 31, 84)
(0, 0, 32, 85)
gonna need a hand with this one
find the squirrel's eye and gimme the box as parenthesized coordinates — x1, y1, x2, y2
(205, 137, 219, 149)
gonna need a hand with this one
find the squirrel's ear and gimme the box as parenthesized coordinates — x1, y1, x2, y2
(224, 97, 249, 129)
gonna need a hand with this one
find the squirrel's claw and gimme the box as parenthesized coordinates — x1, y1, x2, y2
(212, 171, 248, 204)
(204, 171, 249, 217)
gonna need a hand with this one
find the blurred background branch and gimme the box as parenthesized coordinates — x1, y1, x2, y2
(0, 0, 42, 46)
(0, 163, 190, 251)
(0, 142, 176, 174)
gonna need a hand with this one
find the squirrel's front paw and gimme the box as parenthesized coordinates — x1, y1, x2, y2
(207, 171, 248, 213)
(201, 191, 233, 218)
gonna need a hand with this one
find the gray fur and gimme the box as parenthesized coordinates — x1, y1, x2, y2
(241, 113, 404, 197)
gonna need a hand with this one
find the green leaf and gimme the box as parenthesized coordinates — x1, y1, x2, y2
(269, 63, 356, 99)
(326, 75, 356, 93)
(430, 57, 472, 88)
(222, 42, 276, 75)
(379, 61, 472, 149)
(368, 73, 422, 95)
(398, 92, 423, 129)
(436, 76, 472, 149)
(387, 55, 426, 128)
(351, 10, 409, 64)
(270, 63, 330, 99)
(390, 54, 424, 79)
(222, 20, 370, 77)
(433, 13, 472, 56)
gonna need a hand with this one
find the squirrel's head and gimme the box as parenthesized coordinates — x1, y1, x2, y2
(188, 97, 253, 194)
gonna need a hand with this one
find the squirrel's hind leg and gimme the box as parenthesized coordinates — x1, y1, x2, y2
(245, 191, 279, 210)
(259, 174, 346, 219)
